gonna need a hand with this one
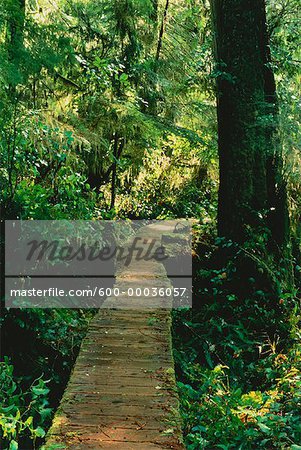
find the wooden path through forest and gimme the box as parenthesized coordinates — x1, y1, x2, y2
(45, 223, 186, 450)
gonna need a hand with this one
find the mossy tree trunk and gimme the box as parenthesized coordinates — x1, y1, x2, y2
(210, 0, 291, 264)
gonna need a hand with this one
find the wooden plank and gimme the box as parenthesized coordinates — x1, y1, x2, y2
(45, 224, 184, 449)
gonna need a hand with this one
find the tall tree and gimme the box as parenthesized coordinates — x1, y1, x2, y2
(210, 0, 290, 259)
(6, 0, 26, 91)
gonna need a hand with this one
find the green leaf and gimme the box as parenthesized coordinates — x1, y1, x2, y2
(258, 423, 271, 433)
(9, 440, 18, 450)
(39, 407, 53, 421)
(1, 405, 16, 414)
(32, 386, 49, 396)
(120, 73, 128, 81)
(34, 426, 46, 438)
(24, 416, 33, 427)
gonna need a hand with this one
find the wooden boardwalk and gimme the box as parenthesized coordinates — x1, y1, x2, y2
(45, 223, 185, 449)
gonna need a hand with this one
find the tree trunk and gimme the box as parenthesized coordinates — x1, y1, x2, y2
(109, 134, 125, 210)
(155, 0, 169, 62)
(211, 0, 290, 258)
(7, 0, 25, 60)
(110, 133, 119, 210)
(7, 0, 25, 97)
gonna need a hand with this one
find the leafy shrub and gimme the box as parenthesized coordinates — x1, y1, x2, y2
(173, 226, 301, 449)
(175, 347, 301, 449)
(0, 358, 51, 450)
(0, 308, 95, 449)
(0, 115, 97, 220)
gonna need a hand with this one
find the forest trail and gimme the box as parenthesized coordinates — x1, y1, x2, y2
(45, 223, 185, 449)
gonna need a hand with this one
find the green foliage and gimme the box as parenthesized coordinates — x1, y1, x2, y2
(117, 134, 218, 219)
(0, 358, 51, 450)
(0, 308, 94, 448)
(176, 351, 301, 449)
(6, 308, 95, 358)
(0, 114, 97, 219)
(173, 268, 301, 448)
(173, 222, 301, 449)
(266, 0, 301, 292)
(1, 0, 214, 217)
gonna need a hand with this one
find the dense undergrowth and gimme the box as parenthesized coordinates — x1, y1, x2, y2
(0, 309, 95, 449)
(173, 226, 301, 450)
